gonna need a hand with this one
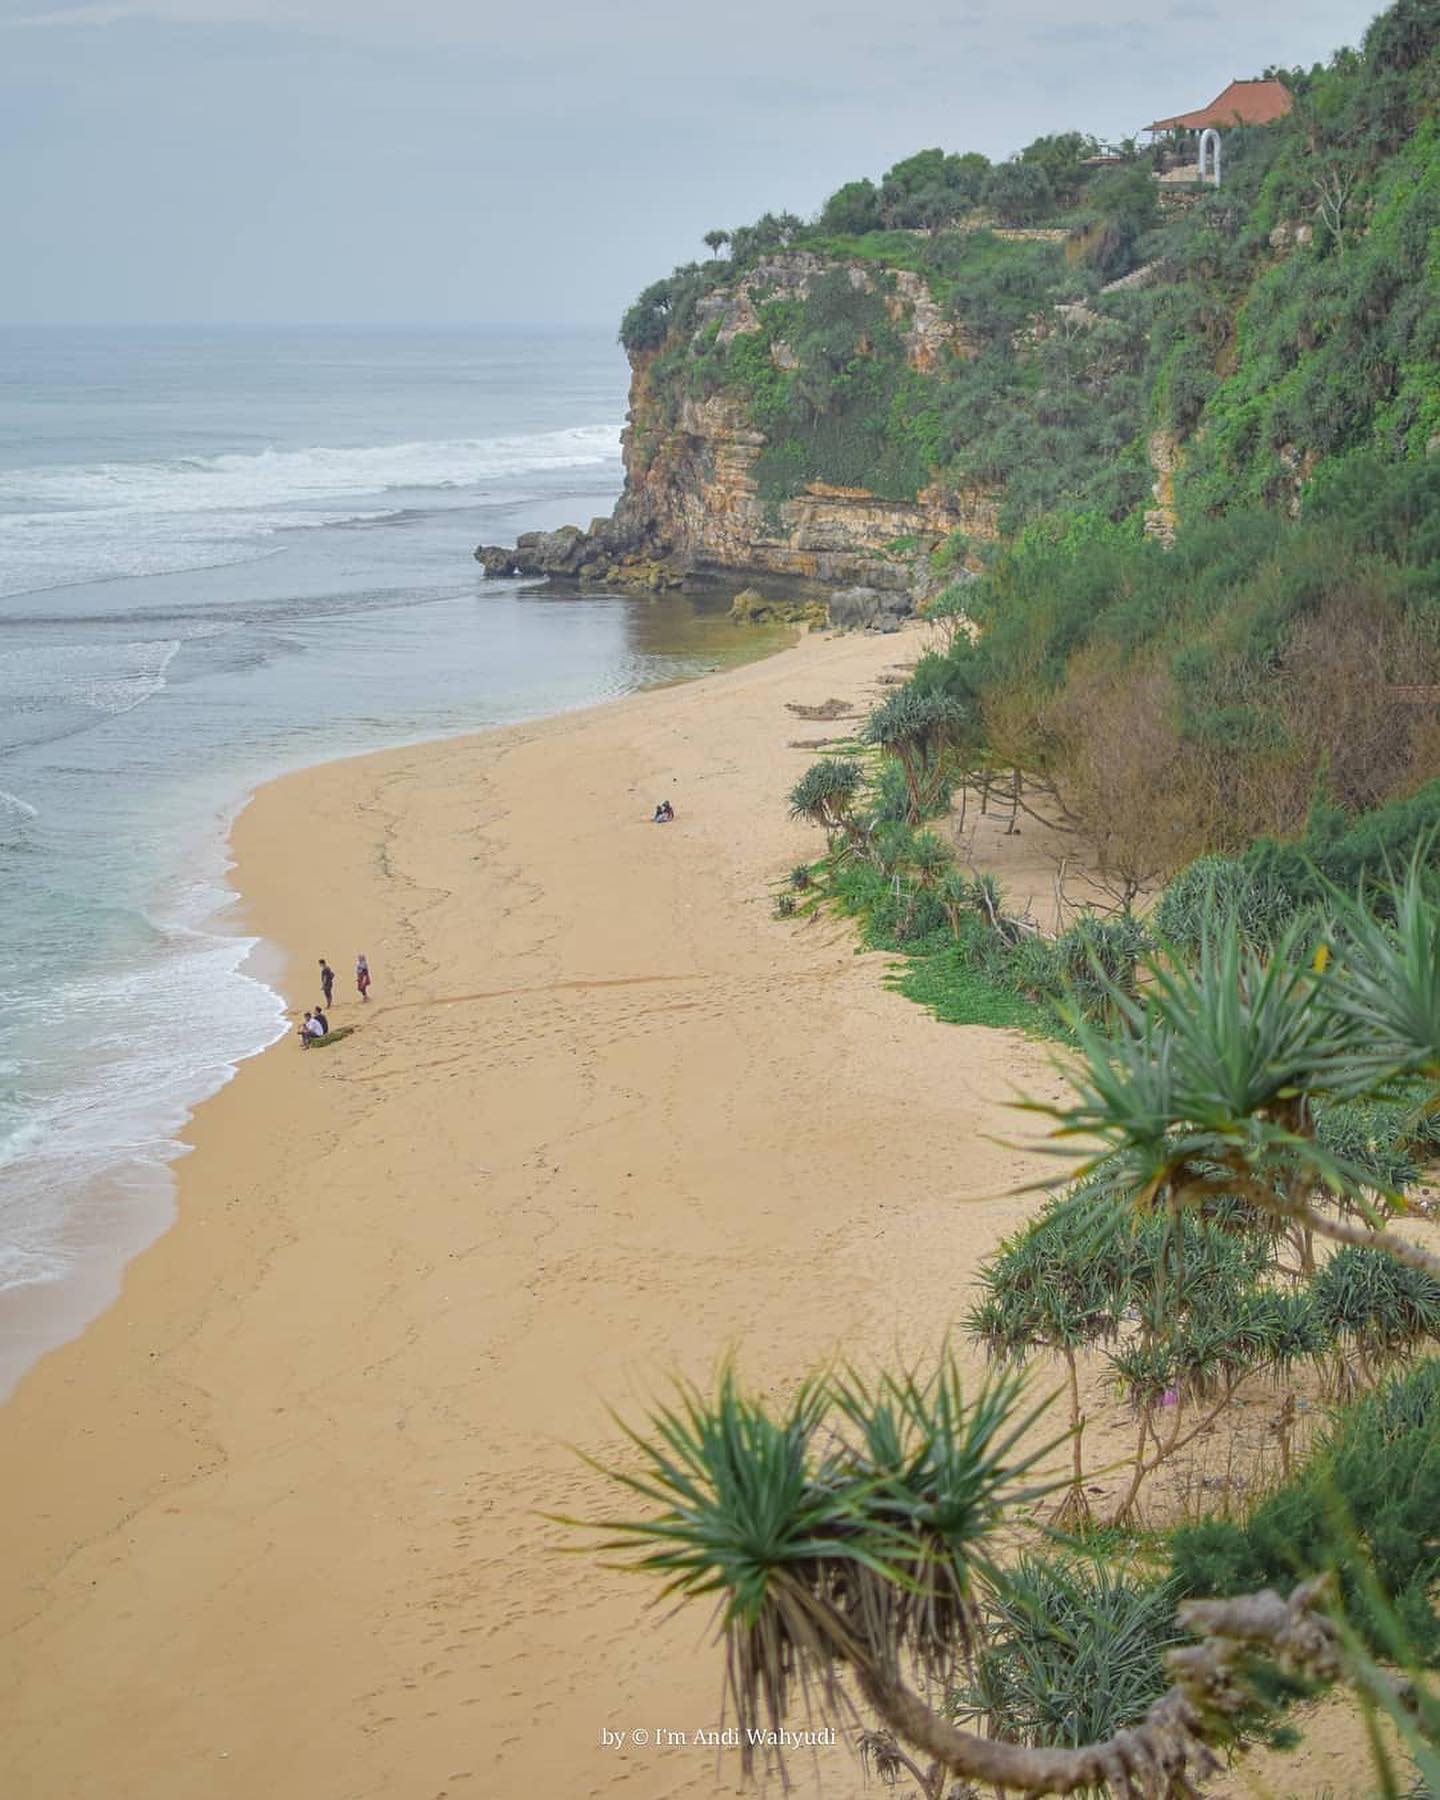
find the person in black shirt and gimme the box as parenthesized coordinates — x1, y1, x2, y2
(319, 959, 336, 1006)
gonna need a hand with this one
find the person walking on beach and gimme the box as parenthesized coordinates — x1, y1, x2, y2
(319, 959, 335, 1007)
(356, 952, 372, 1002)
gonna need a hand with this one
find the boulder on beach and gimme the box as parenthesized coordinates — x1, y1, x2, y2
(729, 588, 830, 627)
(827, 586, 914, 632)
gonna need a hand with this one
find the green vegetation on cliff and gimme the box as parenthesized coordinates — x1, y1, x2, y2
(620, 0, 1440, 541)
(754, 2, 1440, 1050)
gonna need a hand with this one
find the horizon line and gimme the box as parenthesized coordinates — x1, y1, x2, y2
(0, 318, 620, 332)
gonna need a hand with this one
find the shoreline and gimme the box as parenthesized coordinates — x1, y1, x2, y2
(0, 626, 1090, 1795)
(0, 610, 790, 1404)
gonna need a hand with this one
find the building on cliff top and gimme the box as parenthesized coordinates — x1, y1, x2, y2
(1147, 77, 1292, 189)
(1146, 77, 1294, 133)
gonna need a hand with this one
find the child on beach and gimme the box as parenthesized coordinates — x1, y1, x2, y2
(356, 953, 371, 1002)
(299, 1010, 325, 1047)
(319, 959, 335, 1006)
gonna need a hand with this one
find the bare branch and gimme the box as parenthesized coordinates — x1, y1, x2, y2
(1186, 1169, 1440, 1286)
(1290, 1200, 1440, 1285)
(851, 1578, 1344, 1798)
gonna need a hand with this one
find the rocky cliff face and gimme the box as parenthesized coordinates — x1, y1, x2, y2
(478, 254, 996, 599)
(608, 381, 995, 594)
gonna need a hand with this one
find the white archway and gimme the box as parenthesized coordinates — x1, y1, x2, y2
(1198, 127, 1223, 187)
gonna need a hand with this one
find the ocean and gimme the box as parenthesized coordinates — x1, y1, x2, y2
(0, 324, 760, 1396)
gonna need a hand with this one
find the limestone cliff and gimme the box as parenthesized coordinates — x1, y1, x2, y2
(603, 379, 996, 594)
(478, 253, 997, 598)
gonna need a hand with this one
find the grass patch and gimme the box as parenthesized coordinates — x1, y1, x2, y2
(887, 944, 1056, 1034)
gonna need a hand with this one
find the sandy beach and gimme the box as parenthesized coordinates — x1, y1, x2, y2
(0, 622, 1374, 1800)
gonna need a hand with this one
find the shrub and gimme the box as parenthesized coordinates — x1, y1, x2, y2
(1153, 855, 1301, 954)
(819, 177, 881, 235)
(1313, 1247, 1440, 1377)
(788, 758, 864, 839)
(1170, 1357, 1440, 1662)
(955, 1554, 1180, 1749)
(1052, 913, 1150, 1012)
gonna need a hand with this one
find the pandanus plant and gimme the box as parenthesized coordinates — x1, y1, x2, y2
(967, 1189, 1138, 1523)
(971, 1190, 1319, 1528)
(787, 758, 867, 851)
(575, 1357, 1370, 1796)
(1104, 1283, 1327, 1528)
(1313, 1244, 1440, 1393)
(954, 1552, 1185, 1755)
(574, 1357, 1059, 1783)
(1020, 864, 1440, 1289)
(863, 689, 975, 823)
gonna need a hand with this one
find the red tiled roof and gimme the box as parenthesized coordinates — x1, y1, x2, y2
(1148, 78, 1293, 132)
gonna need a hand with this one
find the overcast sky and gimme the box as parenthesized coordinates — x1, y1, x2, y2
(3, 0, 1384, 326)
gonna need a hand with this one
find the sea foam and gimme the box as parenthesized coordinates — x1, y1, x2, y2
(0, 423, 622, 600)
(0, 424, 620, 517)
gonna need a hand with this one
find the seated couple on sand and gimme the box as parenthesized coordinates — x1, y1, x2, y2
(651, 800, 675, 824)
(298, 1007, 331, 1047)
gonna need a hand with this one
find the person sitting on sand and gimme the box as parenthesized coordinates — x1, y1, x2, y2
(356, 952, 371, 1002)
(313, 1006, 330, 1036)
(652, 800, 674, 823)
(299, 1010, 325, 1047)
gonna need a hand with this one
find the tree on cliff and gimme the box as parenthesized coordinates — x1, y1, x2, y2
(619, 278, 682, 353)
(878, 148, 992, 230)
(982, 158, 1055, 226)
(728, 211, 805, 262)
(819, 177, 882, 235)
(1020, 130, 1100, 204)
(1072, 165, 1161, 280)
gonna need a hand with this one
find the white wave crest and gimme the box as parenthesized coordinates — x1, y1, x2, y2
(0, 423, 621, 518)
(0, 423, 622, 600)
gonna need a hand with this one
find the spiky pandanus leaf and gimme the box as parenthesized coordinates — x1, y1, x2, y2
(955, 1553, 1183, 1751)
(1023, 919, 1404, 1219)
(1314, 1246, 1440, 1367)
(1323, 864, 1440, 1091)
(788, 758, 864, 838)
(576, 1358, 1059, 1762)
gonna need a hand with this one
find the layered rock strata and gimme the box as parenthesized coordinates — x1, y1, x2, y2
(477, 255, 997, 606)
